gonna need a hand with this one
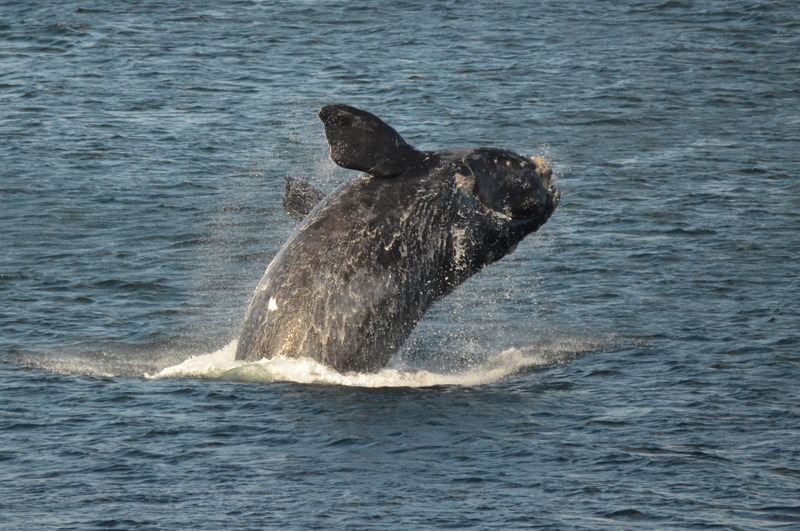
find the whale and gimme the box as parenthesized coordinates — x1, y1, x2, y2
(235, 104, 560, 372)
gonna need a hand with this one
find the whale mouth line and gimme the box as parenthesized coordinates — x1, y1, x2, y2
(508, 185, 561, 222)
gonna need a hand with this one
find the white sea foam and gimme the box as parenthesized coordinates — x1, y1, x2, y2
(17, 332, 614, 384)
(149, 335, 611, 387)
(147, 341, 242, 379)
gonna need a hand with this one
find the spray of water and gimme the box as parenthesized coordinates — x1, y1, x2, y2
(146, 334, 614, 387)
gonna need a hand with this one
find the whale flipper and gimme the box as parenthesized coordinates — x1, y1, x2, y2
(283, 176, 326, 220)
(319, 104, 426, 178)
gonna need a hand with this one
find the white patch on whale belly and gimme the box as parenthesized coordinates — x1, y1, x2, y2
(268, 297, 278, 311)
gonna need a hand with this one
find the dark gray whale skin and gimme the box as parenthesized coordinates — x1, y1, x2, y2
(235, 104, 560, 372)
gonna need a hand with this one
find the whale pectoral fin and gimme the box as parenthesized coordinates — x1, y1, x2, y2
(318, 104, 426, 178)
(283, 176, 326, 220)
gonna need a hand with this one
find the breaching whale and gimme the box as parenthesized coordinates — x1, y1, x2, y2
(235, 104, 560, 372)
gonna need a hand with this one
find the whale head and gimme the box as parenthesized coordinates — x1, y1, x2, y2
(463, 149, 559, 226)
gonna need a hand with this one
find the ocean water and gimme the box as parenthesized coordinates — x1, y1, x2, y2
(2, 1, 799, 529)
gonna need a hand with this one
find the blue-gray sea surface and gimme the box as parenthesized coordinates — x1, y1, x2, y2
(2, 1, 799, 529)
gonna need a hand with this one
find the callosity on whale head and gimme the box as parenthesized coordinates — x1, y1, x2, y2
(234, 104, 560, 372)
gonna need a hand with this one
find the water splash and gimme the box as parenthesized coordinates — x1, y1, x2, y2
(11, 333, 617, 386)
(149, 335, 613, 387)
